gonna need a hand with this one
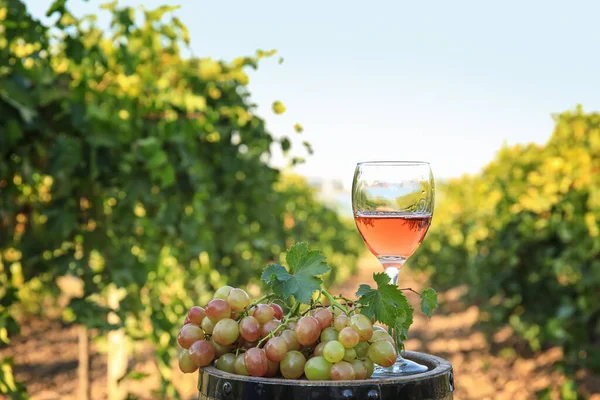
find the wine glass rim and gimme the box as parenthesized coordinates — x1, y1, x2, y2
(356, 160, 430, 166)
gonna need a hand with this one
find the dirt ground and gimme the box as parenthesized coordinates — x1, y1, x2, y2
(2, 255, 599, 400)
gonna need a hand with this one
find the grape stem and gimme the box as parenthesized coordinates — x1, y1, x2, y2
(257, 302, 300, 348)
(398, 287, 420, 296)
(237, 293, 277, 320)
(321, 290, 350, 317)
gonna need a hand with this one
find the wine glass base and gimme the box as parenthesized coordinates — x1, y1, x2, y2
(372, 357, 428, 377)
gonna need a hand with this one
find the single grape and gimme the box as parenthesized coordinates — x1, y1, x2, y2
(201, 316, 215, 334)
(244, 347, 268, 377)
(211, 339, 233, 357)
(265, 337, 288, 362)
(260, 319, 281, 339)
(254, 304, 275, 324)
(373, 325, 386, 332)
(334, 314, 350, 332)
(271, 303, 284, 320)
(188, 306, 206, 325)
(320, 327, 338, 343)
(330, 306, 343, 316)
(295, 316, 321, 346)
(343, 348, 357, 362)
(313, 308, 333, 330)
(287, 321, 297, 331)
(313, 342, 326, 357)
(227, 288, 250, 312)
(212, 318, 239, 345)
(338, 326, 360, 349)
(280, 330, 302, 351)
(369, 330, 395, 346)
(188, 340, 215, 367)
(350, 359, 367, 380)
(178, 350, 198, 373)
(367, 340, 397, 367)
(354, 342, 369, 359)
(350, 314, 373, 342)
(216, 353, 236, 373)
(177, 324, 205, 349)
(304, 356, 332, 380)
(183, 316, 192, 325)
(330, 361, 356, 380)
(213, 285, 233, 300)
(323, 340, 345, 363)
(206, 299, 232, 322)
(265, 359, 279, 377)
(239, 316, 261, 342)
(280, 351, 306, 379)
(238, 338, 258, 350)
(234, 353, 250, 376)
(364, 358, 375, 378)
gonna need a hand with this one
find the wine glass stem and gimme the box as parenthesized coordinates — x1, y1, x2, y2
(380, 258, 405, 286)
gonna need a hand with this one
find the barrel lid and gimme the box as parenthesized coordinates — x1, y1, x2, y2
(198, 351, 454, 400)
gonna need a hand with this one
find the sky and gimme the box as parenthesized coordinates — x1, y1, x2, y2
(25, 0, 600, 189)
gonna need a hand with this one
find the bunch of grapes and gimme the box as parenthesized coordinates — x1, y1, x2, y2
(177, 285, 398, 380)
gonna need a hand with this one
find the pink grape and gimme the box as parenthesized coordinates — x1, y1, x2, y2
(227, 288, 250, 312)
(294, 316, 321, 346)
(280, 351, 306, 379)
(244, 347, 268, 377)
(368, 340, 397, 367)
(188, 340, 215, 367)
(350, 314, 373, 342)
(188, 306, 206, 325)
(271, 303, 284, 320)
(265, 337, 288, 362)
(206, 299, 231, 322)
(254, 304, 275, 324)
(212, 318, 239, 345)
(313, 308, 333, 330)
(334, 314, 350, 332)
(177, 324, 205, 349)
(287, 321, 297, 331)
(330, 361, 356, 380)
(260, 320, 281, 339)
(213, 285, 233, 300)
(234, 353, 250, 376)
(239, 316, 261, 342)
(265, 359, 279, 377)
(313, 342, 326, 357)
(280, 330, 302, 351)
(178, 351, 198, 373)
(338, 326, 360, 349)
(184, 316, 192, 325)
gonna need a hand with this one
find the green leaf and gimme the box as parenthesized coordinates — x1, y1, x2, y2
(280, 137, 291, 153)
(47, 0, 67, 17)
(356, 273, 412, 328)
(420, 288, 438, 318)
(261, 242, 330, 304)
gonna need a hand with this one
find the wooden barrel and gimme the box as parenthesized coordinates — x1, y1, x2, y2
(198, 351, 454, 400)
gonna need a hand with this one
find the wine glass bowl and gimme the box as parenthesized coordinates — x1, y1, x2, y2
(352, 161, 435, 376)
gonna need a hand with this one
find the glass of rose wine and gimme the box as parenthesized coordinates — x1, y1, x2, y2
(352, 161, 434, 376)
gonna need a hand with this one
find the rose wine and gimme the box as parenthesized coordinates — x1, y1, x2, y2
(354, 212, 432, 259)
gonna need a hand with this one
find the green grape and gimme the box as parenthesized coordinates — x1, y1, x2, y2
(234, 353, 250, 376)
(280, 351, 306, 379)
(320, 327, 338, 343)
(330, 361, 356, 380)
(244, 347, 268, 377)
(338, 326, 360, 349)
(364, 359, 375, 378)
(254, 304, 275, 323)
(373, 325, 386, 332)
(239, 316, 261, 342)
(216, 353, 236, 373)
(178, 350, 198, 373)
(331, 306, 343, 316)
(177, 324, 205, 349)
(295, 316, 321, 346)
(211, 339, 233, 357)
(350, 314, 373, 342)
(201, 316, 215, 334)
(350, 359, 367, 380)
(227, 288, 250, 312)
(304, 356, 332, 380)
(188, 306, 206, 325)
(323, 340, 345, 363)
(313, 342, 326, 357)
(265, 359, 279, 377)
(369, 330, 394, 346)
(313, 308, 333, 330)
(260, 319, 281, 339)
(354, 342, 369, 359)
(334, 314, 350, 332)
(343, 348, 357, 362)
(213, 285, 233, 300)
(367, 340, 397, 367)
(188, 340, 215, 367)
(265, 337, 288, 362)
(280, 330, 302, 351)
(212, 318, 239, 345)
(206, 299, 232, 322)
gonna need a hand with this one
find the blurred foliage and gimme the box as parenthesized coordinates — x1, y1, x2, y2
(0, 0, 359, 397)
(414, 106, 600, 373)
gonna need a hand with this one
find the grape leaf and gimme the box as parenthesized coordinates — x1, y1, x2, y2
(261, 242, 330, 304)
(420, 288, 438, 318)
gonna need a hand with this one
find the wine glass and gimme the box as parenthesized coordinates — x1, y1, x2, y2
(352, 161, 435, 376)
